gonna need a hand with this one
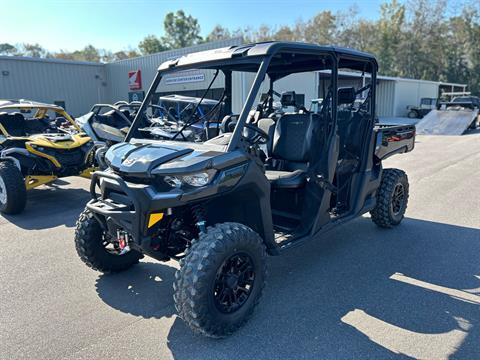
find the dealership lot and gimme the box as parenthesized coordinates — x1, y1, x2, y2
(1, 133, 479, 360)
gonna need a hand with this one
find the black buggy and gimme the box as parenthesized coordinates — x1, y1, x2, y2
(75, 42, 415, 337)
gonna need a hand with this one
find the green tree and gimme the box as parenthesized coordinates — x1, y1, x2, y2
(444, 7, 480, 94)
(53, 45, 101, 62)
(253, 25, 275, 42)
(0, 43, 18, 56)
(399, 0, 448, 80)
(112, 49, 140, 61)
(53, 50, 75, 61)
(273, 26, 297, 41)
(138, 35, 168, 55)
(443, 15, 471, 85)
(69, 45, 101, 62)
(162, 10, 202, 48)
(337, 20, 378, 53)
(21, 43, 48, 58)
(376, 0, 406, 76)
(303, 11, 337, 44)
(206, 25, 231, 42)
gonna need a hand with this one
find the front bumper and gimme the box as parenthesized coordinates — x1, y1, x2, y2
(87, 171, 182, 247)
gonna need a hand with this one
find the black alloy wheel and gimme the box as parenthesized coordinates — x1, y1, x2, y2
(213, 252, 256, 314)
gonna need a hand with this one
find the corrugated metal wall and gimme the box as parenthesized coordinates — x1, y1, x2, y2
(105, 38, 243, 103)
(376, 80, 396, 117)
(394, 79, 438, 117)
(0, 56, 106, 116)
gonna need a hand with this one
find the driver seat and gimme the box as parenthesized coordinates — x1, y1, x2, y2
(265, 113, 317, 188)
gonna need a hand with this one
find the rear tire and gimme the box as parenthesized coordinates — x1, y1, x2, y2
(407, 110, 418, 119)
(173, 222, 267, 338)
(0, 161, 27, 215)
(370, 169, 409, 228)
(75, 208, 142, 273)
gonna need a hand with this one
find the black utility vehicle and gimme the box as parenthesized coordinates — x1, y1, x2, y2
(75, 42, 415, 338)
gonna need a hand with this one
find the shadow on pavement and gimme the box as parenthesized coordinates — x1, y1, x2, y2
(95, 261, 177, 319)
(1, 183, 90, 230)
(94, 217, 479, 359)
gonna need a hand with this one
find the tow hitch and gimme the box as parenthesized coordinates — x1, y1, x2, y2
(116, 230, 131, 255)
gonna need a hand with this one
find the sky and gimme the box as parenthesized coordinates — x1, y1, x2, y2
(0, 0, 469, 52)
(0, 0, 390, 52)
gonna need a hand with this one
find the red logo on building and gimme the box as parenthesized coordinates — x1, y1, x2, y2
(128, 70, 142, 90)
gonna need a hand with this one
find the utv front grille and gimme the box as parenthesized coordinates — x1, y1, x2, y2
(56, 151, 84, 166)
(41, 148, 85, 167)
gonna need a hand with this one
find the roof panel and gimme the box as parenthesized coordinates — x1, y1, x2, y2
(158, 41, 378, 72)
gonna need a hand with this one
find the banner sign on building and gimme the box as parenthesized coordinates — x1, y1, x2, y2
(165, 73, 205, 85)
(128, 70, 142, 90)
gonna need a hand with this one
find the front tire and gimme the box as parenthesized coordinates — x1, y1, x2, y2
(173, 222, 267, 338)
(0, 161, 27, 215)
(75, 208, 142, 273)
(370, 169, 409, 228)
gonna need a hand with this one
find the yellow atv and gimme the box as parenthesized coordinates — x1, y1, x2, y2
(0, 100, 96, 214)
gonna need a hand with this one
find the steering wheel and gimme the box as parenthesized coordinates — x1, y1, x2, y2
(150, 104, 178, 123)
(243, 123, 269, 145)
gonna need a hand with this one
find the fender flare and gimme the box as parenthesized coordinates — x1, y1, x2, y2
(0, 155, 21, 171)
(0, 148, 33, 171)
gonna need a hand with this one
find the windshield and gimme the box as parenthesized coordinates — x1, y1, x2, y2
(128, 67, 231, 142)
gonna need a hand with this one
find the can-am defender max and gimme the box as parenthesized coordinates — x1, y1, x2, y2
(75, 42, 415, 337)
(0, 100, 96, 214)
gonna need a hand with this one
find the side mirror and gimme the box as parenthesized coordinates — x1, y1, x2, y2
(338, 87, 356, 105)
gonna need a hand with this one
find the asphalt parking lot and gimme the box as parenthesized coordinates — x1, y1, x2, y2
(1, 133, 479, 360)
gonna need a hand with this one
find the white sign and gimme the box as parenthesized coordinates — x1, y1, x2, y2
(165, 73, 205, 85)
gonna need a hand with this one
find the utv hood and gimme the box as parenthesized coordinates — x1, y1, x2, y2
(28, 133, 91, 149)
(105, 141, 234, 177)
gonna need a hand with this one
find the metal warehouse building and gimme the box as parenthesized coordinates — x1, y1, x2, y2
(0, 38, 467, 117)
(0, 56, 107, 115)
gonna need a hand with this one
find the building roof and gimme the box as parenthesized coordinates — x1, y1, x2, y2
(0, 55, 102, 67)
(111, 38, 243, 64)
(320, 70, 468, 87)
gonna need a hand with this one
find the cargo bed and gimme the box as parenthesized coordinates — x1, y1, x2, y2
(374, 124, 415, 160)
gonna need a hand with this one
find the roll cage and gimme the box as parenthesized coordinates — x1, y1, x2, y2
(0, 99, 80, 137)
(126, 42, 378, 150)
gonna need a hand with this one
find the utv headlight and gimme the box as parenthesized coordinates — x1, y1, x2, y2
(164, 170, 216, 188)
(182, 172, 213, 187)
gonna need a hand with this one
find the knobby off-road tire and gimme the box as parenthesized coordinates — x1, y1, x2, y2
(75, 208, 142, 273)
(370, 168, 409, 228)
(173, 222, 267, 338)
(0, 161, 27, 215)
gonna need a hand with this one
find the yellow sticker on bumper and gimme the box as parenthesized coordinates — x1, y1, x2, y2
(148, 213, 164, 228)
